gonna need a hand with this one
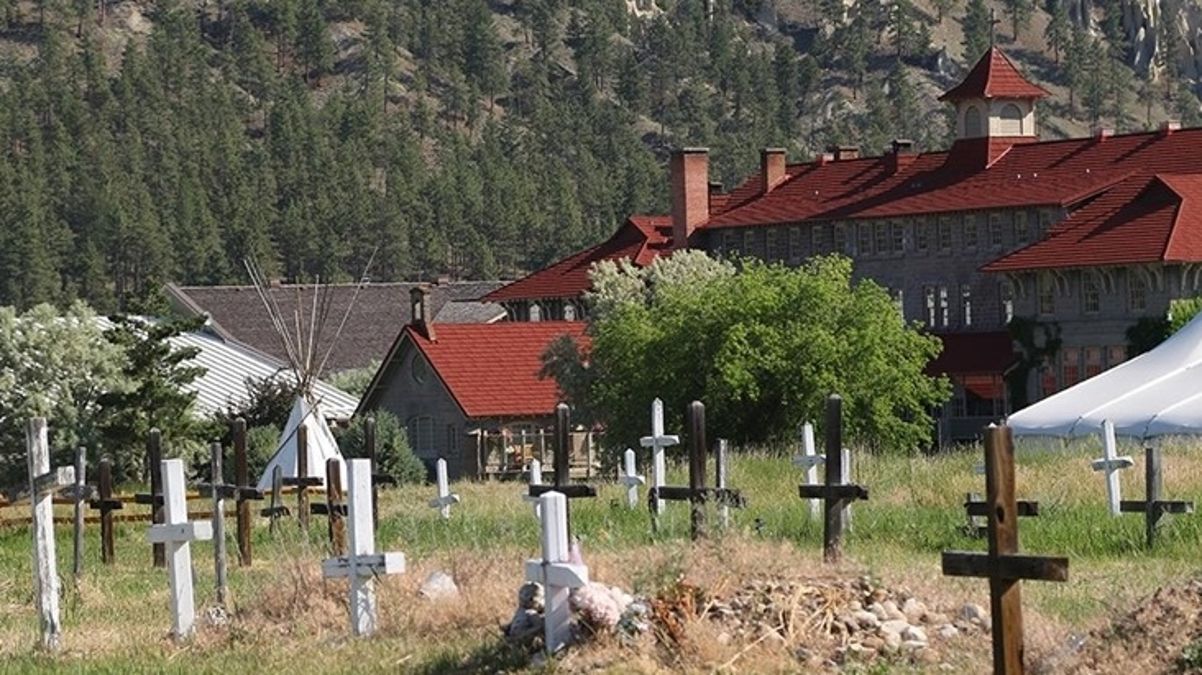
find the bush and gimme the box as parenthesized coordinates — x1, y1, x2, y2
(336, 412, 425, 485)
(244, 424, 284, 482)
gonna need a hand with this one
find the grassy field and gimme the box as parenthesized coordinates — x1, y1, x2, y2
(1, 439, 1200, 673)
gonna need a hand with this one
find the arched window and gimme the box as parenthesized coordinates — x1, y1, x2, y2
(563, 303, 576, 321)
(964, 105, 983, 137)
(529, 303, 542, 322)
(999, 103, 1024, 135)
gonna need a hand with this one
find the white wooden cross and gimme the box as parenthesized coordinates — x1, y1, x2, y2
(618, 448, 645, 509)
(27, 418, 75, 651)
(147, 458, 213, 641)
(523, 458, 543, 518)
(639, 398, 678, 515)
(523, 491, 589, 655)
(322, 459, 406, 637)
(1091, 419, 1134, 517)
(792, 422, 823, 518)
(427, 458, 460, 519)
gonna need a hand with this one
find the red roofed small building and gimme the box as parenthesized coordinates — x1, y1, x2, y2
(357, 287, 591, 479)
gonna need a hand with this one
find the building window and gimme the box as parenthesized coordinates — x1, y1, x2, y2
(892, 288, 905, 319)
(891, 222, 905, 253)
(999, 281, 1014, 324)
(961, 284, 973, 327)
(723, 230, 737, 256)
(939, 286, 950, 327)
(989, 213, 1005, 248)
(915, 218, 930, 253)
(1062, 347, 1081, 388)
(446, 424, 460, 458)
(1037, 276, 1055, 315)
(1085, 347, 1103, 378)
(788, 227, 801, 261)
(874, 222, 889, 254)
(830, 223, 844, 256)
(937, 217, 953, 252)
(1081, 275, 1101, 314)
(563, 303, 576, 321)
(766, 229, 780, 260)
(840, 222, 856, 255)
(1038, 209, 1056, 238)
(1128, 272, 1148, 312)
(1040, 361, 1057, 397)
(1107, 345, 1126, 368)
(999, 103, 1024, 135)
(858, 223, 873, 256)
(963, 214, 978, 249)
(965, 105, 983, 137)
(743, 230, 757, 258)
(1014, 211, 1030, 244)
(411, 355, 429, 384)
(529, 303, 542, 322)
(407, 416, 436, 458)
(924, 286, 937, 328)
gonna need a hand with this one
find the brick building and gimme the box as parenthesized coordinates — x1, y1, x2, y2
(484, 48, 1202, 443)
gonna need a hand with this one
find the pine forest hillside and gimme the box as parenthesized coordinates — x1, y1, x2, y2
(0, 0, 1197, 312)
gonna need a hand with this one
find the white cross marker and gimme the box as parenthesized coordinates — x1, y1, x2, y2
(792, 422, 823, 518)
(427, 458, 460, 519)
(523, 459, 543, 518)
(618, 448, 645, 509)
(27, 418, 74, 651)
(841, 447, 854, 531)
(639, 398, 678, 515)
(523, 491, 589, 655)
(147, 458, 213, 641)
(322, 459, 406, 637)
(1091, 419, 1134, 517)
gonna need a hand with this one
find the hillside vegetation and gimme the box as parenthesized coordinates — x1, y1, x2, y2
(0, 0, 1193, 311)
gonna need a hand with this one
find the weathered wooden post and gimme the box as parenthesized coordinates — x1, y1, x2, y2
(27, 418, 75, 651)
(321, 459, 406, 637)
(209, 443, 229, 606)
(618, 448, 645, 509)
(1092, 420, 1134, 517)
(90, 457, 122, 564)
(792, 422, 823, 519)
(1120, 446, 1194, 548)
(292, 425, 314, 532)
(524, 491, 589, 656)
(527, 404, 596, 540)
(145, 429, 166, 568)
(148, 458, 213, 641)
(364, 417, 397, 532)
(71, 446, 87, 582)
(427, 458, 460, 519)
(716, 439, 731, 530)
(648, 402, 744, 539)
(798, 395, 869, 563)
(942, 425, 1069, 675)
(639, 398, 679, 516)
(231, 419, 264, 566)
(260, 465, 289, 534)
(326, 459, 346, 556)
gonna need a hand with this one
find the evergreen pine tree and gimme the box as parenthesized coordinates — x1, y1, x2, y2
(1045, 2, 1069, 64)
(961, 0, 991, 65)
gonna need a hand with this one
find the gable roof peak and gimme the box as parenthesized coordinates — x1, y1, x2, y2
(940, 46, 1050, 102)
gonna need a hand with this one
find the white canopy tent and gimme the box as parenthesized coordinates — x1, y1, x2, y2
(1008, 310, 1202, 439)
(257, 396, 346, 490)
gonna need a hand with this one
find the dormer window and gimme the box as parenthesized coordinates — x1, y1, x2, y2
(964, 105, 983, 137)
(999, 103, 1024, 135)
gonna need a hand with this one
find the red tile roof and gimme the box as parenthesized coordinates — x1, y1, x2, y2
(403, 322, 588, 418)
(939, 47, 1050, 101)
(926, 331, 1017, 376)
(484, 215, 673, 302)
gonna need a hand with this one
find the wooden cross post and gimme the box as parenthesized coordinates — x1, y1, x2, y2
(798, 395, 869, 563)
(639, 398, 679, 515)
(365, 417, 397, 532)
(648, 402, 745, 540)
(27, 418, 75, 651)
(1120, 446, 1194, 548)
(428, 458, 460, 519)
(325, 459, 346, 556)
(197, 442, 231, 606)
(89, 457, 122, 564)
(523, 458, 543, 518)
(716, 439, 731, 529)
(527, 404, 596, 540)
(231, 419, 263, 566)
(322, 459, 406, 637)
(260, 465, 290, 534)
(942, 425, 1069, 675)
(1092, 420, 1134, 517)
(148, 458, 213, 641)
(135, 428, 167, 568)
(524, 490, 589, 656)
(68, 446, 89, 583)
(792, 422, 823, 519)
(283, 425, 322, 533)
(618, 448, 645, 509)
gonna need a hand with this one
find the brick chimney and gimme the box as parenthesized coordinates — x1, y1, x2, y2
(760, 148, 787, 195)
(410, 285, 435, 341)
(1092, 126, 1114, 142)
(1161, 119, 1181, 136)
(670, 148, 710, 250)
(830, 145, 860, 161)
(887, 139, 917, 174)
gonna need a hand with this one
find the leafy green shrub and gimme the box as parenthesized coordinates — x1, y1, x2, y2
(336, 412, 425, 485)
(244, 424, 284, 481)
